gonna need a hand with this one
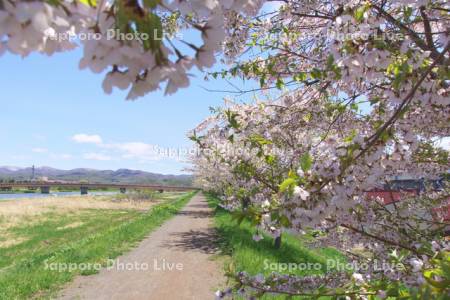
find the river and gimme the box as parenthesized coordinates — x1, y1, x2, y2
(0, 191, 118, 200)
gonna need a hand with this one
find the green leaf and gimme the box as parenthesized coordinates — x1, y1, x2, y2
(225, 110, 240, 129)
(249, 134, 272, 146)
(343, 130, 357, 143)
(143, 0, 160, 9)
(354, 6, 365, 22)
(379, 129, 392, 143)
(294, 72, 307, 82)
(302, 112, 312, 123)
(46, 0, 63, 5)
(279, 215, 291, 227)
(403, 6, 413, 21)
(311, 68, 322, 79)
(265, 155, 276, 165)
(276, 78, 285, 89)
(300, 152, 313, 172)
(326, 54, 334, 69)
(259, 76, 265, 86)
(440, 259, 450, 280)
(78, 0, 97, 7)
(279, 178, 296, 193)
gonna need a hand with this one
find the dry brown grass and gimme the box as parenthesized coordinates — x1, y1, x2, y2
(0, 195, 162, 233)
(0, 195, 158, 216)
(0, 234, 27, 248)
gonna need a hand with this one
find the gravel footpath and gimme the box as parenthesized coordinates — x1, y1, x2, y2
(57, 193, 223, 300)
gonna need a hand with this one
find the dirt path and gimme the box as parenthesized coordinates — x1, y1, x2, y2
(57, 193, 223, 300)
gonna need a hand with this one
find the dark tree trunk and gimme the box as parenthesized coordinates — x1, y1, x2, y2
(242, 197, 250, 210)
(274, 234, 282, 249)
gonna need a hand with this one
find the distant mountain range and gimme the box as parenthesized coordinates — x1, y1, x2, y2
(0, 166, 193, 187)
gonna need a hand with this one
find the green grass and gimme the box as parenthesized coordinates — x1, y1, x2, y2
(112, 190, 185, 202)
(206, 193, 345, 299)
(0, 191, 197, 299)
(0, 189, 38, 194)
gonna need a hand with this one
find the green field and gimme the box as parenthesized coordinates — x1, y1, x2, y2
(206, 193, 345, 299)
(0, 191, 196, 299)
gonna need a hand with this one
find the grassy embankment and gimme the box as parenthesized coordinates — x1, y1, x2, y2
(0, 191, 196, 299)
(206, 193, 345, 299)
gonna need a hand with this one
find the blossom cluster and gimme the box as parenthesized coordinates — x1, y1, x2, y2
(0, 0, 265, 99)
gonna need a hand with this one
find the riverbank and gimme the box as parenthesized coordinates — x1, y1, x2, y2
(0, 191, 195, 299)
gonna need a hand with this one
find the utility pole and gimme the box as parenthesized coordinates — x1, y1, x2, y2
(31, 165, 35, 181)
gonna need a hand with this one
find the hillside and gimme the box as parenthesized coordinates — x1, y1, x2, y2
(0, 166, 193, 187)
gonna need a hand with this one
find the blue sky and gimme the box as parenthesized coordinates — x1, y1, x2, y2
(0, 48, 250, 174)
(0, 2, 285, 175)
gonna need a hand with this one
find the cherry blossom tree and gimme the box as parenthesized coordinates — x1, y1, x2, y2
(190, 89, 449, 298)
(190, 0, 449, 298)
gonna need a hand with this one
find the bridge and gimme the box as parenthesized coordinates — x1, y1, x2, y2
(0, 182, 197, 195)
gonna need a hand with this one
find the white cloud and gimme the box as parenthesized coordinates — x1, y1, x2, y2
(110, 142, 159, 160)
(435, 137, 450, 151)
(32, 147, 48, 153)
(83, 152, 112, 161)
(71, 133, 184, 163)
(72, 134, 103, 144)
(98, 141, 159, 161)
